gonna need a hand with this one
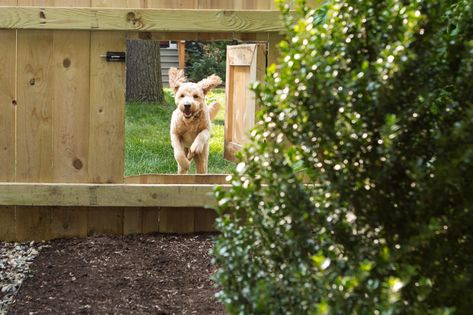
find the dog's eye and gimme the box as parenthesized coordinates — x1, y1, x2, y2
(193, 94, 199, 99)
(179, 94, 184, 98)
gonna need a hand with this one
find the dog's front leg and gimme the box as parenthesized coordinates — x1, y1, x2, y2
(171, 133, 190, 174)
(187, 130, 210, 161)
(194, 144, 209, 174)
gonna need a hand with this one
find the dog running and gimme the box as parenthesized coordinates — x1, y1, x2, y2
(168, 67, 222, 174)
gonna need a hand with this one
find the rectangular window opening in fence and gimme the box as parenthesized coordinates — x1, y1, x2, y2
(124, 39, 267, 182)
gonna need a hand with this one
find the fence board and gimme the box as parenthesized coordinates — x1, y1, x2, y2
(147, 0, 197, 8)
(159, 208, 195, 233)
(0, 7, 288, 33)
(194, 208, 217, 232)
(123, 208, 143, 234)
(52, 31, 91, 183)
(142, 208, 160, 233)
(124, 174, 228, 184)
(88, 31, 126, 183)
(0, 183, 224, 207)
(16, 30, 54, 182)
(0, 30, 16, 183)
(0, 207, 16, 241)
(87, 207, 124, 235)
(50, 207, 88, 238)
(15, 207, 51, 241)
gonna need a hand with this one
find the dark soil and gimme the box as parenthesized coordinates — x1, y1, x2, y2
(8, 234, 225, 315)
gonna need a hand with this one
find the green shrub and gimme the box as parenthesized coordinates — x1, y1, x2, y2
(185, 41, 234, 82)
(213, 0, 473, 314)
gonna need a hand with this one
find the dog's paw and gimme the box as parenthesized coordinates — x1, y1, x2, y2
(188, 141, 204, 160)
(175, 152, 190, 169)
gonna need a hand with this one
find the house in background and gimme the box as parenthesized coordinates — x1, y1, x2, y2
(160, 41, 185, 87)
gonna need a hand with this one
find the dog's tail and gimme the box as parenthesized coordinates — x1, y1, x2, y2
(208, 102, 221, 121)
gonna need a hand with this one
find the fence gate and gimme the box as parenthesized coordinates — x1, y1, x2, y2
(224, 43, 266, 162)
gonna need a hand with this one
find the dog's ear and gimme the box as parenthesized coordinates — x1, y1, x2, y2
(168, 67, 187, 94)
(197, 74, 222, 95)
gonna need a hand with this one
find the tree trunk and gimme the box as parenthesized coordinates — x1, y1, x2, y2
(126, 39, 165, 104)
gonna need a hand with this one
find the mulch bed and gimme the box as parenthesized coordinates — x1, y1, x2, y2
(7, 234, 225, 315)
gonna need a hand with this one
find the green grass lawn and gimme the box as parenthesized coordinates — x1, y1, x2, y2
(125, 88, 234, 176)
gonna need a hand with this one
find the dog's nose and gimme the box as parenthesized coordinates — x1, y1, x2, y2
(184, 102, 191, 109)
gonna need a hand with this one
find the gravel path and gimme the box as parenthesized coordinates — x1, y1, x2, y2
(0, 241, 44, 315)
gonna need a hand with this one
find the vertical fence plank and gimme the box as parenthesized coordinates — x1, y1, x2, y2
(88, 15, 125, 233)
(15, 30, 54, 241)
(159, 208, 195, 233)
(88, 31, 126, 184)
(0, 33, 16, 182)
(51, 31, 91, 183)
(123, 208, 143, 235)
(87, 208, 124, 236)
(87, 0, 138, 234)
(16, 30, 54, 182)
(50, 207, 88, 238)
(194, 208, 218, 232)
(142, 208, 160, 233)
(0, 29, 17, 241)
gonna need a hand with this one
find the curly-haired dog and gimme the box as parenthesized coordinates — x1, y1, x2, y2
(169, 67, 222, 174)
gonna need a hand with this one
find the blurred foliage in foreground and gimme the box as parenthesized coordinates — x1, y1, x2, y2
(213, 0, 473, 313)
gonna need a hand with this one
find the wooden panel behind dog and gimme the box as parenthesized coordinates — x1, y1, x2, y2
(224, 43, 266, 162)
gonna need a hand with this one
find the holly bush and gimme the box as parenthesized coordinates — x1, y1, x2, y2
(213, 0, 473, 314)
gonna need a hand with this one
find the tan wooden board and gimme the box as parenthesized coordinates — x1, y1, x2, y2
(87, 207, 124, 235)
(50, 206, 88, 238)
(224, 43, 265, 161)
(141, 207, 160, 233)
(15, 206, 51, 241)
(16, 30, 54, 182)
(0, 183, 228, 207)
(0, 207, 16, 241)
(123, 207, 143, 234)
(159, 207, 195, 233)
(51, 30, 91, 183)
(0, 30, 16, 183)
(194, 207, 217, 232)
(124, 174, 228, 184)
(88, 31, 126, 183)
(0, 7, 289, 32)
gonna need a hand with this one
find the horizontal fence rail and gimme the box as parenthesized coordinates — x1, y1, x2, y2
(0, 183, 229, 208)
(0, 7, 288, 32)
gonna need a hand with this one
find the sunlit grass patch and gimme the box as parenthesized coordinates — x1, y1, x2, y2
(125, 88, 233, 176)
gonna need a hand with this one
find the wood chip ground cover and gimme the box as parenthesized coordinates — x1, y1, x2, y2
(2, 234, 224, 314)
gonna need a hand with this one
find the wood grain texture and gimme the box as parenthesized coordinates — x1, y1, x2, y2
(15, 206, 51, 241)
(52, 31, 91, 183)
(0, 207, 16, 241)
(91, 0, 143, 7)
(50, 206, 88, 238)
(123, 207, 143, 234)
(16, 30, 54, 182)
(0, 30, 16, 182)
(17, 0, 91, 6)
(0, 7, 288, 33)
(0, 183, 227, 207)
(194, 207, 217, 232)
(147, 0, 197, 8)
(141, 207, 160, 233)
(88, 31, 126, 183)
(124, 174, 228, 184)
(87, 207, 124, 235)
(224, 44, 265, 161)
(159, 207, 195, 233)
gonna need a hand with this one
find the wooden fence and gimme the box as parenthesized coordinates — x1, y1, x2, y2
(0, 0, 322, 242)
